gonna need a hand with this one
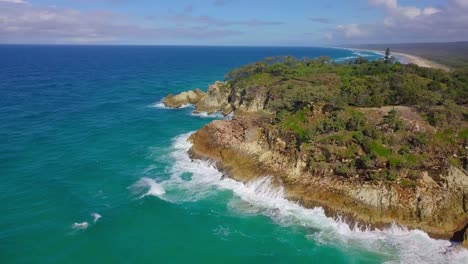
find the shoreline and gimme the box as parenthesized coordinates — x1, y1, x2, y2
(161, 54, 468, 247)
(188, 117, 468, 243)
(340, 47, 451, 71)
(392, 51, 451, 71)
(173, 132, 468, 263)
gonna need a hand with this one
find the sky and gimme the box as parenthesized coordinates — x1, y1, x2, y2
(0, 0, 467, 45)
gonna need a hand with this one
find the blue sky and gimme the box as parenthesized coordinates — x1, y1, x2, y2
(0, 0, 467, 45)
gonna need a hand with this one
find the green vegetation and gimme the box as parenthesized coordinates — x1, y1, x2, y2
(225, 56, 468, 183)
(226, 56, 468, 111)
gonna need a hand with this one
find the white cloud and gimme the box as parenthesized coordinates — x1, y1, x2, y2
(328, 0, 467, 43)
(422, 7, 439, 16)
(370, 0, 440, 19)
(0, 4, 243, 44)
(454, 0, 468, 8)
(0, 0, 27, 3)
(337, 24, 367, 38)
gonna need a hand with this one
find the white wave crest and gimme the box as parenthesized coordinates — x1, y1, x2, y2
(335, 56, 358, 62)
(157, 132, 468, 264)
(148, 102, 167, 108)
(149, 101, 193, 109)
(190, 111, 225, 119)
(333, 47, 386, 62)
(72, 222, 89, 230)
(91, 213, 102, 223)
(130, 177, 166, 199)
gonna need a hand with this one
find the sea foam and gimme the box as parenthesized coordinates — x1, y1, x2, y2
(149, 101, 193, 109)
(190, 111, 225, 119)
(154, 132, 468, 264)
(130, 177, 166, 199)
(91, 213, 102, 223)
(72, 222, 89, 230)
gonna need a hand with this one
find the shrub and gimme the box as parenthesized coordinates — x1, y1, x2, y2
(383, 109, 404, 131)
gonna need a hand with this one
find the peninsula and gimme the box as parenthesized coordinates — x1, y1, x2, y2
(163, 56, 468, 245)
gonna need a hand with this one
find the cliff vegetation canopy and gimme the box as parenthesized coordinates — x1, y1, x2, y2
(224, 56, 468, 183)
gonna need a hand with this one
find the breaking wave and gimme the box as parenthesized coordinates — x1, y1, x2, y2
(149, 101, 193, 109)
(130, 177, 166, 199)
(334, 48, 385, 63)
(131, 132, 467, 262)
(144, 132, 468, 264)
(91, 213, 102, 223)
(190, 111, 225, 119)
(72, 222, 89, 230)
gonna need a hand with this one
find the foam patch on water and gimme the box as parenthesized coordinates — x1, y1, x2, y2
(156, 132, 468, 264)
(92, 213, 102, 223)
(190, 111, 225, 119)
(130, 177, 166, 199)
(72, 222, 89, 230)
(334, 48, 385, 63)
(149, 101, 193, 109)
(71, 213, 102, 232)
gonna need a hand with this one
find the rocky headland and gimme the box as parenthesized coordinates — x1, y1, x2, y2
(162, 56, 468, 245)
(162, 81, 233, 115)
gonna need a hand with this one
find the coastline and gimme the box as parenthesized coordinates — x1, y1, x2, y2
(161, 53, 468, 249)
(188, 117, 468, 242)
(392, 51, 451, 71)
(340, 47, 451, 71)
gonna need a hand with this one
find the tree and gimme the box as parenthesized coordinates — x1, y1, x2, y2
(355, 56, 369, 64)
(384, 48, 391, 64)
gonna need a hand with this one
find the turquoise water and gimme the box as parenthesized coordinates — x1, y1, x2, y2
(0, 45, 466, 263)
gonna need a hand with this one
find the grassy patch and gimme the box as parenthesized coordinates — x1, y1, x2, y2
(368, 140, 392, 158)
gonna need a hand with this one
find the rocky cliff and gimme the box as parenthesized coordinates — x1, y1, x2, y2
(161, 57, 468, 245)
(188, 115, 468, 243)
(162, 80, 270, 115)
(162, 88, 205, 108)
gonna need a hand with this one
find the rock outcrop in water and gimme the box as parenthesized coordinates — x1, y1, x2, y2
(162, 81, 233, 115)
(162, 89, 205, 108)
(162, 80, 270, 115)
(164, 56, 468, 245)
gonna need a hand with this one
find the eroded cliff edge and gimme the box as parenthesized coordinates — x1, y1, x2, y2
(188, 116, 467, 241)
(162, 56, 468, 243)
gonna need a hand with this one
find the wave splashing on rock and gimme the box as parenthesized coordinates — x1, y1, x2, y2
(150, 132, 468, 264)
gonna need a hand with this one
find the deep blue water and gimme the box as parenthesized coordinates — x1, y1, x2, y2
(1, 45, 465, 263)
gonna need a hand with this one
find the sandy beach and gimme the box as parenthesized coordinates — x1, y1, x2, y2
(392, 52, 451, 71)
(342, 47, 451, 71)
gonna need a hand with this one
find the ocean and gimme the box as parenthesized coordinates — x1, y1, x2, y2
(0, 45, 466, 263)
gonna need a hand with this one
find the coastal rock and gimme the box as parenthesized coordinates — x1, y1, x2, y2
(163, 79, 271, 116)
(195, 81, 232, 114)
(162, 89, 205, 108)
(227, 85, 270, 114)
(164, 59, 468, 242)
(188, 116, 468, 240)
(421, 172, 439, 188)
(442, 167, 468, 190)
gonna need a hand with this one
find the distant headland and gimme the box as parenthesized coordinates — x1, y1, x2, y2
(344, 41, 468, 70)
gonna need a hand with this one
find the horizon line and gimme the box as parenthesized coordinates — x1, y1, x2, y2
(0, 41, 466, 48)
